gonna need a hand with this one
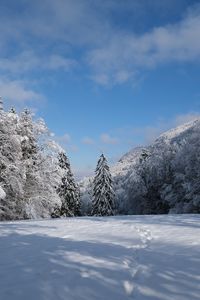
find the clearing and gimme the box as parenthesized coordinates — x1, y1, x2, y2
(0, 215, 199, 300)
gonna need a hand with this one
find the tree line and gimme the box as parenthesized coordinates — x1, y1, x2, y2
(0, 102, 115, 221)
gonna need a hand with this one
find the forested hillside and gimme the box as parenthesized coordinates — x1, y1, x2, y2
(81, 119, 200, 215)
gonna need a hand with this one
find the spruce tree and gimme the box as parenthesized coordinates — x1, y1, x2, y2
(92, 154, 115, 216)
(19, 109, 38, 160)
(0, 106, 25, 220)
(0, 97, 3, 112)
(9, 107, 16, 114)
(57, 152, 80, 217)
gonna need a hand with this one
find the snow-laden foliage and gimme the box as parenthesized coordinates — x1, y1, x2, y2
(55, 152, 80, 217)
(79, 177, 93, 215)
(81, 119, 200, 215)
(0, 106, 78, 220)
(121, 120, 200, 214)
(92, 154, 115, 216)
(0, 186, 6, 199)
(1, 100, 200, 219)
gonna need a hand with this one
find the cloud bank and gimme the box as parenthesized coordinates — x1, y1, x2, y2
(0, 0, 199, 106)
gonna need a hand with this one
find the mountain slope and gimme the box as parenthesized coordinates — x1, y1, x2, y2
(113, 119, 200, 179)
(111, 147, 144, 177)
(81, 119, 200, 215)
(114, 118, 200, 214)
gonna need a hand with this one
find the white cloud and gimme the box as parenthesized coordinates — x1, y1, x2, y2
(0, 0, 110, 51)
(74, 166, 93, 180)
(174, 112, 200, 126)
(126, 112, 200, 145)
(55, 133, 79, 153)
(68, 145, 79, 152)
(56, 133, 71, 144)
(0, 79, 43, 103)
(82, 137, 95, 145)
(88, 6, 200, 85)
(1, 1, 200, 87)
(0, 51, 77, 74)
(46, 55, 77, 71)
(130, 126, 164, 145)
(100, 133, 119, 145)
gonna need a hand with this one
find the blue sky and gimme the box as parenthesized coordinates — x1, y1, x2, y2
(1, 0, 200, 177)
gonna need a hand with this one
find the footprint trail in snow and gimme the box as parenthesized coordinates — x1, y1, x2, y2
(122, 224, 153, 297)
(0, 215, 199, 300)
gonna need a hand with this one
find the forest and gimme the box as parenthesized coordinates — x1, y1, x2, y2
(1, 103, 200, 221)
(0, 103, 116, 220)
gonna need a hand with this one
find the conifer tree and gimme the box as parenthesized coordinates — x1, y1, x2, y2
(0, 106, 66, 220)
(92, 154, 115, 216)
(9, 107, 16, 114)
(18, 109, 38, 161)
(0, 96, 3, 112)
(0, 107, 25, 220)
(57, 152, 80, 217)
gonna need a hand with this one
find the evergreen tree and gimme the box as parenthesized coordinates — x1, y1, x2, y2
(9, 107, 16, 114)
(0, 96, 3, 112)
(0, 108, 25, 220)
(18, 109, 38, 160)
(57, 152, 80, 217)
(92, 154, 115, 216)
(17, 109, 61, 219)
(0, 106, 63, 220)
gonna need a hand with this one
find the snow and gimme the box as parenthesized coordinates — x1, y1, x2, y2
(0, 214, 199, 300)
(111, 147, 143, 177)
(0, 186, 6, 199)
(157, 119, 200, 142)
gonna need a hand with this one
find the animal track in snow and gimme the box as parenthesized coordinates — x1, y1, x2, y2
(135, 226, 153, 248)
(122, 224, 152, 297)
(122, 224, 153, 297)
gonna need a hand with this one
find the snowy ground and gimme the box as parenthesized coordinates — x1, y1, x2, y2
(0, 215, 199, 300)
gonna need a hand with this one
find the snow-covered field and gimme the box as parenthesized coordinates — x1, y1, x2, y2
(0, 215, 199, 300)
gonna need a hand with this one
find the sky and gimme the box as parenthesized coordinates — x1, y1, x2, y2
(1, 0, 200, 178)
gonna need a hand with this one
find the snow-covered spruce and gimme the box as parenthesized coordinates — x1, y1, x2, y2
(56, 152, 80, 217)
(92, 154, 115, 216)
(0, 97, 3, 112)
(0, 186, 6, 200)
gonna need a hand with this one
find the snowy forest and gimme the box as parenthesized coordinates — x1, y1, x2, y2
(81, 119, 200, 215)
(0, 101, 116, 221)
(0, 101, 81, 220)
(0, 101, 200, 221)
